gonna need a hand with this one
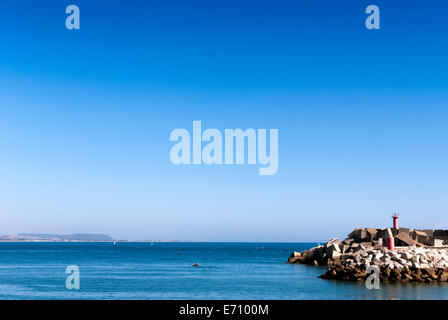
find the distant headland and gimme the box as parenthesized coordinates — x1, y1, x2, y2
(0, 233, 114, 242)
(0, 234, 180, 242)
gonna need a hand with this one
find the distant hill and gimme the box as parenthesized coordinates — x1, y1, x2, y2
(17, 233, 114, 241)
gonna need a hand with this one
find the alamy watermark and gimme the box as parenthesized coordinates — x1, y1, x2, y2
(64, 4, 379, 31)
(365, 265, 380, 289)
(65, 265, 80, 290)
(65, 5, 80, 30)
(170, 121, 278, 175)
(365, 5, 380, 30)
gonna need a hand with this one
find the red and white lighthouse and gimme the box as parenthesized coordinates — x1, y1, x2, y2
(388, 212, 399, 250)
(392, 212, 399, 229)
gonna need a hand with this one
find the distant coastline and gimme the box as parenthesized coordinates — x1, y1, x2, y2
(0, 240, 183, 243)
(0, 233, 181, 243)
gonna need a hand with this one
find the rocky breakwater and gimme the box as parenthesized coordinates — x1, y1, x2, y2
(320, 247, 448, 283)
(288, 226, 448, 283)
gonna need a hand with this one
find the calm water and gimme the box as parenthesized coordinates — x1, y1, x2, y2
(0, 242, 447, 300)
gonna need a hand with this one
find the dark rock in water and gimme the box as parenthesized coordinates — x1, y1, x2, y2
(192, 263, 200, 267)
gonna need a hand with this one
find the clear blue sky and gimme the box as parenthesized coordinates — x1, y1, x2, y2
(1, 0, 447, 241)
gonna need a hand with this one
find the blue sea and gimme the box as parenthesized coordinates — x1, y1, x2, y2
(0, 242, 447, 300)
